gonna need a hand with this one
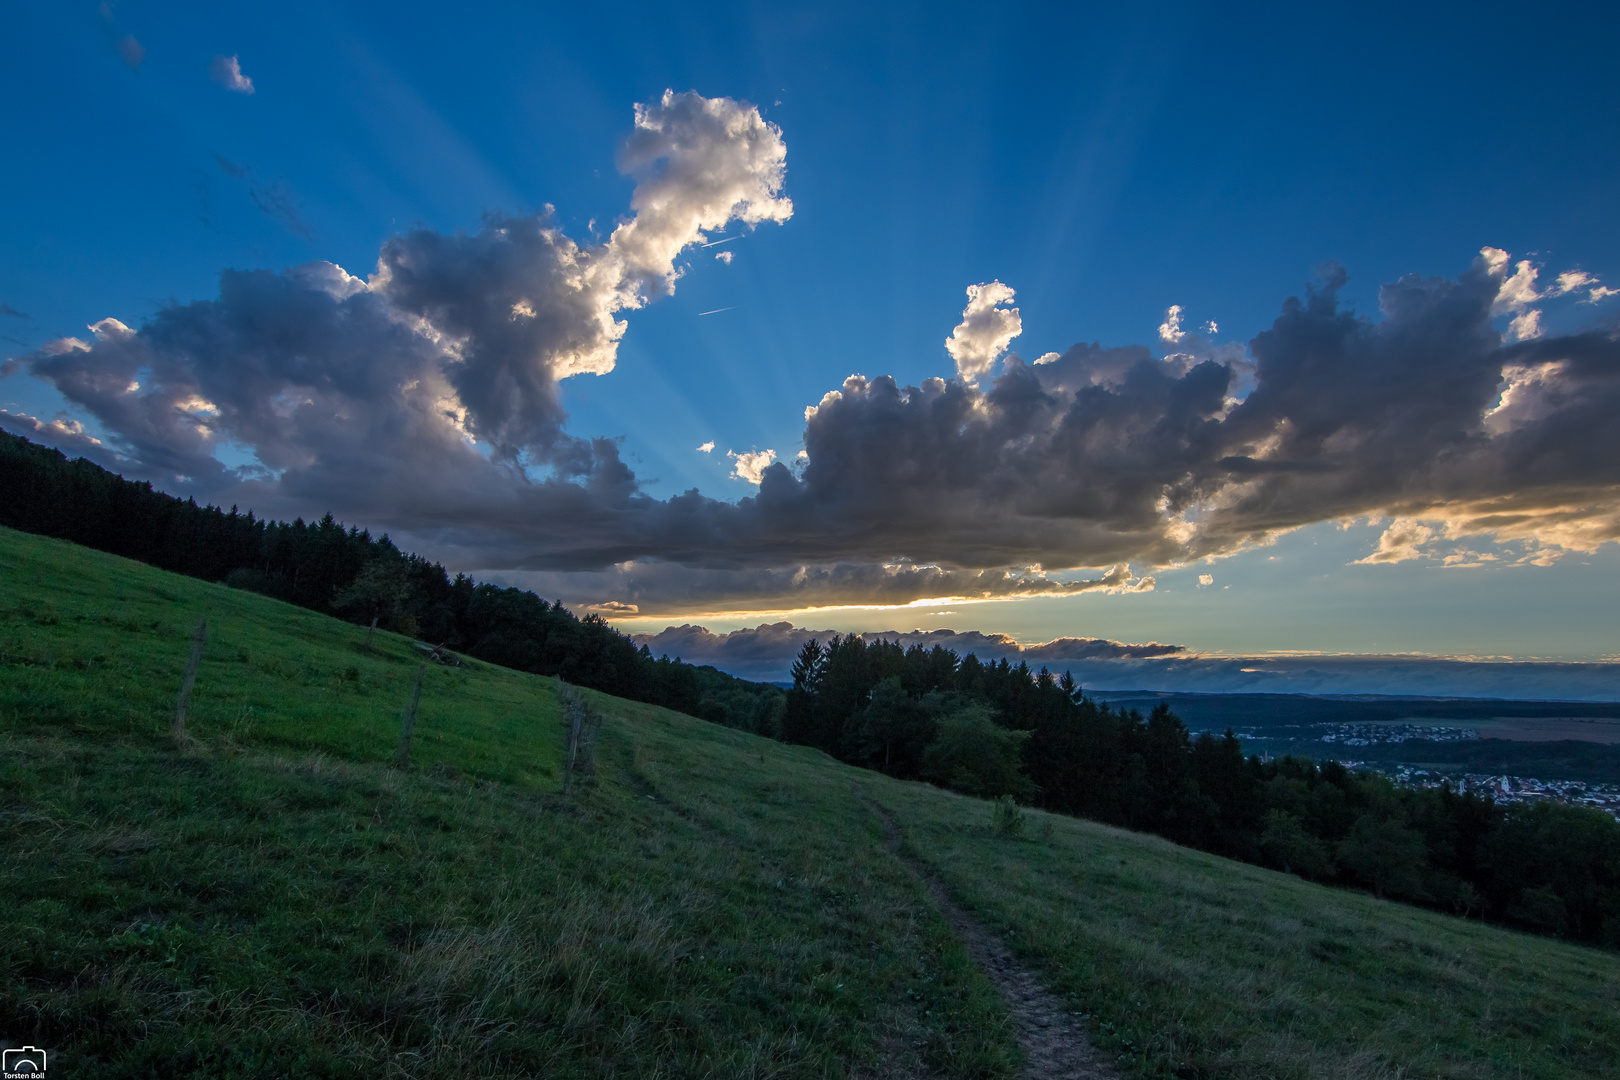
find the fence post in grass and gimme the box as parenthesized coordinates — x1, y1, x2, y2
(366, 615, 378, 649)
(173, 618, 208, 744)
(559, 678, 584, 795)
(395, 665, 425, 769)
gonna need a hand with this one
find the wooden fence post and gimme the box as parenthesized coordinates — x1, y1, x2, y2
(395, 665, 425, 769)
(365, 615, 378, 649)
(173, 618, 207, 743)
(560, 678, 584, 795)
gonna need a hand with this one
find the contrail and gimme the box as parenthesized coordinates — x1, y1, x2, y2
(699, 236, 739, 248)
(697, 307, 736, 316)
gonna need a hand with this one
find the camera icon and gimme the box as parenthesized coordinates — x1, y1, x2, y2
(2, 1046, 46, 1074)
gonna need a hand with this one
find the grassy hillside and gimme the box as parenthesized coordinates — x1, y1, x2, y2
(3, 526, 1618, 1078)
(0, 525, 562, 786)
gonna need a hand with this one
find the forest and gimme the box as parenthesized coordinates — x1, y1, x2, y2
(4, 428, 1618, 947)
(782, 632, 1620, 945)
(0, 431, 781, 731)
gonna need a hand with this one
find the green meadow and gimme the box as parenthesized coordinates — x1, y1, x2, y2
(3, 525, 1617, 1078)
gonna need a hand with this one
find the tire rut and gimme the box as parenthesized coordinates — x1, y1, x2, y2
(857, 791, 1122, 1080)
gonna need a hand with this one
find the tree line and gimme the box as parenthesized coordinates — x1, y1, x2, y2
(0, 431, 782, 730)
(5, 429, 1616, 946)
(785, 632, 1620, 947)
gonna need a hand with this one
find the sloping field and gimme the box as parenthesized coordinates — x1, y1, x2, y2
(2, 526, 1617, 1078)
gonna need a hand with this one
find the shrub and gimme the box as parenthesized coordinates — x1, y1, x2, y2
(920, 705, 1034, 801)
(992, 795, 1026, 839)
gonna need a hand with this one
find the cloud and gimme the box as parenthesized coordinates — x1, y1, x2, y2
(608, 90, 791, 305)
(0, 303, 28, 320)
(715, 250, 734, 264)
(490, 561, 1153, 619)
(14, 91, 789, 510)
(116, 35, 144, 69)
(1197, 573, 1213, 586)
(696, 440, 714, 453)
(214, 156, 312, 238)
(1350, 514, 1570, 570)
(1550, 270, 1618, 304)
(1354, 518, 1438, 564)
(584, 601, 639, 615)
(1158, 304, 1187, 344)
(945, 281, 1021, 383)
(630, 620, 1183, 681)
(0, 410, 118, 466)
(1477, 247, 1618, 339)
(10, 91, 1620, 627)
(209, 54, 255, 94)
(728, 448, 776, 484)
(98, 3, 144, 70)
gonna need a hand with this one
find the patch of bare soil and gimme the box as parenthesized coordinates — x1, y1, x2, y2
(859, 792, 1122, 1080)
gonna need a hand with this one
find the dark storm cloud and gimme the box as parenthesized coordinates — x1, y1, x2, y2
(374, 213, 614, 460)
(13, 267, 465, 495)
(483, 560, 1153, 618)
(749, 258, 1619, 574)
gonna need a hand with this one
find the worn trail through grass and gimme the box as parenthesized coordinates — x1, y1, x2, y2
(857, 790, 1119, 1080)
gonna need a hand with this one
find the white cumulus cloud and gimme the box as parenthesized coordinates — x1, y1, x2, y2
(944, 281, 1021, 384)
(1550, 269, 1618, 303)
(605, 90, 791, 308)
(1482, 249, 1617, 340)
(696, 440, 714, 453)
(1354, 518, 1439, 564)
(209, 54, 255, 94)
(727, 448, 777, 484)
(1158, 304, 1187, 344)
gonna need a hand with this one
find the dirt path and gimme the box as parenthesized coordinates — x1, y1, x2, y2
(858, 792, 1122, 1080)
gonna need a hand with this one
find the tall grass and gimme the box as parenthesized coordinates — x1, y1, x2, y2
(0, 526, 563, 786)
(4, 525, 1619, 1078)
(865, 778, 1620, 1079)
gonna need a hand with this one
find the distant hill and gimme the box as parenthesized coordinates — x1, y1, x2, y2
(1090, 690, 1620, 784)
(1087, 689, 1620, 726)
(628, 621, 1620, 700)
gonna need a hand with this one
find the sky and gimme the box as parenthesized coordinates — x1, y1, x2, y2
(3, 1, 1619, 692)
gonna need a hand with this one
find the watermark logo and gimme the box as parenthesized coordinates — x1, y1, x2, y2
(2, 1045, 46, 1078)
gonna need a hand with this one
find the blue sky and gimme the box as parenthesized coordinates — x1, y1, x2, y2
(3, 1, 1619, 680)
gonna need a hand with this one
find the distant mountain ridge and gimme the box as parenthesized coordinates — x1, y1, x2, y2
(634, 621, 1620, 700)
